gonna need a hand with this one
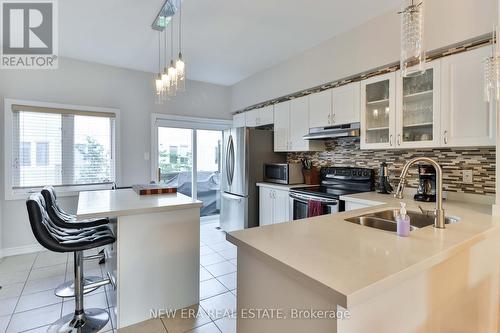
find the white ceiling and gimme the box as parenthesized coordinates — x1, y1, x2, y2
(60, 0, 402, 86)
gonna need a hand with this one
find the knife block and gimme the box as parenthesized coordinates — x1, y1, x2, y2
(303, 167, 320, 185)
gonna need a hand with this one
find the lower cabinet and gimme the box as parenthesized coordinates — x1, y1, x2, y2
(259, 187, 291, 226)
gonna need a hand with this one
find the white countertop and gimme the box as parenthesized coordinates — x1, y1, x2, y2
(256, 182, 316, 191)
(227, 192, 500, 308)
(77, 189, 203, 219)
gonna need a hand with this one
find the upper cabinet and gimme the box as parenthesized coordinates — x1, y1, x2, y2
(245, 106, 274, 127)
(360, 72, 397, 150)
(333, 82, 361, 125)
(395, 60, 441, 148)
(360, 47, 494, 150)
(440, 46, 496, 147)
(274, 98, 324, 152)
(273, 101, 290, 152)
(309, 89, 333, 128)
(308, 82, 360, 129)
(233, 113, 245, 128)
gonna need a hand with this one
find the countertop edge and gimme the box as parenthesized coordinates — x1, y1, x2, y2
(256, 183, 316, 191)
(77, 201, 203, 219)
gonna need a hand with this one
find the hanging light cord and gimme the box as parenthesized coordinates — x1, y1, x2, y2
(158, 31, 161, 73)
(164, 27, 167, 68)
(179, 0, 182, 53)
(171, 16, 174, 60)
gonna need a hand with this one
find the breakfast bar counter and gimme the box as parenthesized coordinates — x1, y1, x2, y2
(77, 189, 203, 328)
(227, 194, 500, 333)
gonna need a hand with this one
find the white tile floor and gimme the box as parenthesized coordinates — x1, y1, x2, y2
(0, 222, 236, 333)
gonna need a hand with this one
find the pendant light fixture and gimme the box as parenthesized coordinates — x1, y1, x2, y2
(152, 0, 186, 100)
(484, 27, 500, 102)
(155, 31, 165, 104)
(399, 0, 425, 77)
(176, 0, 186, 92)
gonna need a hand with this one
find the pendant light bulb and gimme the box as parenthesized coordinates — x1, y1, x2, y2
(169, 59, 177, 90)
(176, 52, 186, 92)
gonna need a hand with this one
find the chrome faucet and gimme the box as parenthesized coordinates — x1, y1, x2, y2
(394, 157, 445, 229)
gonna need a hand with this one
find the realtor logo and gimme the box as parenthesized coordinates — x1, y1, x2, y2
(1, 0, 58, 69)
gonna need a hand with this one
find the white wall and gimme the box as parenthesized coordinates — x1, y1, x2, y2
(231, 0, 497, 111)
(0, 57, 231, 252)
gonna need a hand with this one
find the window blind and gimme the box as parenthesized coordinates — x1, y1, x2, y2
(12, 106, 116, 189)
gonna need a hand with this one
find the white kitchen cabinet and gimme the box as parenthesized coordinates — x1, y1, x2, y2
(259, 186, 290, 226)
(259, 187, 275, 226)
(274, 99, 324, 152)
(360, 72, 397, 150)
(289, 96, 310, 151)
(395, 60, 441, 148)
(308, 83, 360, 129)
(259, 105, 274, 125)
(245, 109, 260, 127)
(273, 101, 290, 152)
(309, 89, 333, 128)
(273, 189, 290, 224)
(333, 82, 361, 125)
(245, 106, 274, 127)
(441, 46, 496, 147)
(233, 113, 246, 128)
(344, 201, 373, 211)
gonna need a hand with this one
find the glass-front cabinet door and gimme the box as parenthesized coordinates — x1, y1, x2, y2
(395, 60, 440, 148)
(360, 72, 396, 149)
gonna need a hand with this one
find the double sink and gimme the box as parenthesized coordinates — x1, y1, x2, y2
(345, 209, 460, 233)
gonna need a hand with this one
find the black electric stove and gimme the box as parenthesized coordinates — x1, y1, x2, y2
(289, 167, 374, 220)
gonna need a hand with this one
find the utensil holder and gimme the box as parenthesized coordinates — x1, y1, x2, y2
(303, 167, 320, 185)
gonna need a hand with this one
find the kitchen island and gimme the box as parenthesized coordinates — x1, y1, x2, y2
(227, 193, 500, 333)
(77, 189, 203, 329)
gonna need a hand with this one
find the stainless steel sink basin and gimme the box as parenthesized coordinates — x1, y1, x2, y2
(345, 209, 460, 232)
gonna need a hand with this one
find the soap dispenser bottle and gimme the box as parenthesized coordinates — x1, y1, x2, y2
(396, 202, 410, 237)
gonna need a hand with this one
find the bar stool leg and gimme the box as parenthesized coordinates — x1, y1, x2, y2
(48, 251, 109, 333)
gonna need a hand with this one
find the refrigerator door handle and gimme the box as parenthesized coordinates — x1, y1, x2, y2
(226, 135, 235, 186)
(222, 192, 245, 202)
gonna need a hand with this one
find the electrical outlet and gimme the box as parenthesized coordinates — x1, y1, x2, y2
(462, 170, 473, 184)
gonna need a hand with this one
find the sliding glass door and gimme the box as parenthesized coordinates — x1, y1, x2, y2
(158, 127, 193, 197)
(155, 120, 226, 218)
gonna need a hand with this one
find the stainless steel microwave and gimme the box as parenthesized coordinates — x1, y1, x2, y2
(263, 163, 304, 185)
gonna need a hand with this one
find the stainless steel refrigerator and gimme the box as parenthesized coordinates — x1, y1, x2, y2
(220, 128, 285, 232)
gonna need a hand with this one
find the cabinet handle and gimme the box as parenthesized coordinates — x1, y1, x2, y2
(332, 113, 335, 124)
(328, 114, 331, 124)
(389, 134, 393, 146)
(397, 134, 401, 146)
(443, 131, 448, 144)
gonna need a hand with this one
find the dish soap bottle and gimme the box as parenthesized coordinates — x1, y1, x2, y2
(396, 202, 410, 237)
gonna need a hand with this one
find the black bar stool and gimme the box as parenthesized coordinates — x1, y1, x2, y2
(27, 193, 116, 332)
(41, 186, 110, 298)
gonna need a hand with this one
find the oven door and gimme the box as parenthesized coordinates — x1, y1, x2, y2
(289, 192, 339, 220)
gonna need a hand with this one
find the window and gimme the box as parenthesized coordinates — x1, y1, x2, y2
(20, 142, 31, 166)
(5, 99, 119, 199)
(36, 142, 49, 166)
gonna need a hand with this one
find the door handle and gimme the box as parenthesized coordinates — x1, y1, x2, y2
(327, 114, 331, 124)
(222, 192, 244, 202)
(443, 130, 448, 144)
(389, 134, 393, 146)
(226, 135, 234, 186)
(397, 134, 401, 146)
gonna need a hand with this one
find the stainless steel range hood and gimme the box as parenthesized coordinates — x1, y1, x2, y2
(303, 123, 360, 140)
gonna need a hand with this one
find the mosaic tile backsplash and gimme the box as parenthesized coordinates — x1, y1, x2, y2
(288, 138, 496, 196)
